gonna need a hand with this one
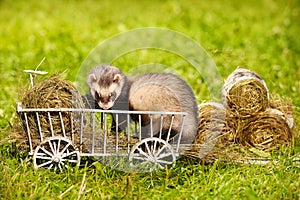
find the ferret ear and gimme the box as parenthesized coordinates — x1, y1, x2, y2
(113, 74, 122, 83)
(87, 73, 97, 84)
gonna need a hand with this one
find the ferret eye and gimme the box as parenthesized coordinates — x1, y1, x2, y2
(95, 92, 100, 100)
(109, 92, 115, 99)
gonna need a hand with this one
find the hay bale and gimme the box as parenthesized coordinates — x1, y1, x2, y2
(194, 102, 227, 144)
(187, 102, 227, 159)
(238, 108, 293, 151)
(19, 74, 85, 148)
(186, 102, 246, 162)
(22, 74, 84, 109)
(222, 68, 270, 117)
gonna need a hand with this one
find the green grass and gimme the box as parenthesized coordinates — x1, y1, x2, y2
(0, 0, 299, 199)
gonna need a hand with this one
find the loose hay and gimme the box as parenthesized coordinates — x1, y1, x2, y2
(222, 68, 270, 117)
(238, 108, 293, 151)
(19, 74, 85, 149)
(81, 126, 139, 154)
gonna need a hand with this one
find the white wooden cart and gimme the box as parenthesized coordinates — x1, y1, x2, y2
(17, 103, 187, 172)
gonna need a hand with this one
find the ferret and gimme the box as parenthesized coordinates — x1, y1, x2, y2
(87, 65, 130, 110)
(87, 65, 130, 131)
(87, 65, 198, 144)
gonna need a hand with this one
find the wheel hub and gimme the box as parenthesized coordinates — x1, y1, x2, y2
(33, 137, 80, 172)
(52, 154, 61, 163)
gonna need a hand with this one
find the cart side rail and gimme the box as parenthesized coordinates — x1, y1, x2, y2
(17, 103, 188, 156)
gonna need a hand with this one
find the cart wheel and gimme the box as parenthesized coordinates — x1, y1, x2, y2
(129, 137, 176, 172)
(33, 137, 80, 172)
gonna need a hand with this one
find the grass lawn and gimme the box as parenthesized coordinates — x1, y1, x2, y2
(0, 0, 299, 199)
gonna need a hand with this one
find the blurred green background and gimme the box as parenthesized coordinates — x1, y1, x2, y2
(0, 0, 299, 115)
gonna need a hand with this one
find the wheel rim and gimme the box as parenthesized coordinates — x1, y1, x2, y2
(129, 137, 176, 172)
(33, 137, 80, 172)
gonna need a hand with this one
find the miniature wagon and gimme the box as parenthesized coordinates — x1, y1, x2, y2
(17, 103, 187, 172)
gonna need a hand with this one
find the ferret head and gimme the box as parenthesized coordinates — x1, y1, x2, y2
(87, 65, 125, 110)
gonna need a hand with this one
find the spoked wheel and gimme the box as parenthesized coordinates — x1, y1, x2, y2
(129, 137, 176, 172)
(33, 137, 80, 172)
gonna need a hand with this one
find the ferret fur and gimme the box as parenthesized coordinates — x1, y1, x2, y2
(87, 65, 198, 144)
(129, 73, 198, 144)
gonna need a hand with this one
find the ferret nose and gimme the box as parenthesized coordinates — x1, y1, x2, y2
(102, 105, 110, 110)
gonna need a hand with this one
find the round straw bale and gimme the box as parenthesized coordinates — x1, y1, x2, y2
(194, 102, 227, 144)
(194, 102, 238, 145)
(20, 74, 85, 148)
(188, 102, 227, 159)
(238, 108, 293, 150)
(222, 68, 269, 117)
